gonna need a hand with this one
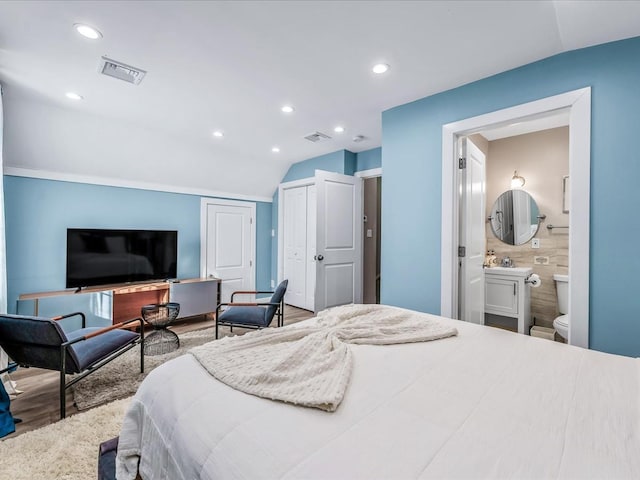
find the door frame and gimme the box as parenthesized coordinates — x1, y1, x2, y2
(200, 197, 256, 290)
(441, 87, 591, 348)
(355, 167, 382, 304)
(354, 167, 382, 179)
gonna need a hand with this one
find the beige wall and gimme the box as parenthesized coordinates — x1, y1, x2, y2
(483, 127, 569, 328)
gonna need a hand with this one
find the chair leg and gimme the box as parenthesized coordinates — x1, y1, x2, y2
(215, 306, 219, 339)
(59, 370, 66, 419)
(60, 346, 67, 419)
(140, 337, 145, 374)
(139, 319, 145, 373)
(279, 300, 284, 327)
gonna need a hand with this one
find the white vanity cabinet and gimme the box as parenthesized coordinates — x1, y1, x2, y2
(484, 267, 532, 334)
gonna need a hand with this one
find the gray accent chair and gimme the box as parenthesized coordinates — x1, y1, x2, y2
(0, 312, 144, 418)
(215, 280, 288, 339)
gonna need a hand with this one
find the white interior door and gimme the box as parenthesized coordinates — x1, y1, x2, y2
(201, 199, 255, 303)
(314, 170, 363, 312)
(283, 186, 308, 309)
(459, 138, 486, 324)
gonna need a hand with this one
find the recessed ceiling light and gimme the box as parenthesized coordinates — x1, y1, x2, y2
(272, 146, 281, 153)
(334, 126, 345, 133)
(212, 131, 224, 138)
(74, 23, 102, 40)
(65, 92, 83, 100)
(281, 105, 295, 114)
(372, 63, 390, 74)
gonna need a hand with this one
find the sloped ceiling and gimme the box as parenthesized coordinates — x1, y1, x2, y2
(1, 1, 640, 200)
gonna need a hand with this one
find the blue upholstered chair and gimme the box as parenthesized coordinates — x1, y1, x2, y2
(0, 378, 16, 438)
(0, 312, 144, 419)
(215, 280, 288, 339)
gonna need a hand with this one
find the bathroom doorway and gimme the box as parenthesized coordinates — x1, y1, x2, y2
(360, 174, 382, 304)
(461, 120, 569, 336)
(440, 88, 591, 348)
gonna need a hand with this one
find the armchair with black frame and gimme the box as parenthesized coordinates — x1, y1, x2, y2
(215, 279, 288, 339)
(0, 312, 144, 419)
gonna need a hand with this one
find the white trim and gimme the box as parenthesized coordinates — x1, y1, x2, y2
(355, 167, 382, 178)
(4, 166, 273, 203)
(278, 176, 316, 191)
(567, 88, 591, 349)
(200, 197, 256, 290)
(277, 176, 316, 284)
(441, 87, 591, 349)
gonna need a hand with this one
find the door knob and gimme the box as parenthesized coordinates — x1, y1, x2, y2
(316, 254, 324, 261)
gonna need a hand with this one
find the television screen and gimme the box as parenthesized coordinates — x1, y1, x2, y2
(66, 229, 178, 288)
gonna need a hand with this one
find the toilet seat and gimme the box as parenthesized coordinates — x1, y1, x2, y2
(554, 314, 568, 328)
(553, 314, 569, 340)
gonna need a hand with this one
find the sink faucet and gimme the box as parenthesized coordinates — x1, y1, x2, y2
(501, 256, 514, 267)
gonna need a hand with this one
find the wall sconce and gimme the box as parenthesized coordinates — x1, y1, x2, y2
(511, 170, 525, 189)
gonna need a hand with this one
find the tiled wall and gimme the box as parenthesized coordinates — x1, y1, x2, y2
(487, 226, 568, 328)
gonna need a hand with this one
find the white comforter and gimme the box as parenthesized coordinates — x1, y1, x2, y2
(117, 309, 640, 479)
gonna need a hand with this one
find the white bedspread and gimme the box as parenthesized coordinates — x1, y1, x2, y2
(116, 308, 640, 479)
(190, 304, 457, 412)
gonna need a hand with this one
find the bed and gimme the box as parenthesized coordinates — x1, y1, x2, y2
(116, 306, 640, 479)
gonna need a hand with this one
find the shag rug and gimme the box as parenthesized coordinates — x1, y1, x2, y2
(0, 397, 131, 480)
(72, 327, 216, 410)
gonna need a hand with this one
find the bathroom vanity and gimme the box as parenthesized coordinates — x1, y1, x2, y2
(484, 266, 532, 334)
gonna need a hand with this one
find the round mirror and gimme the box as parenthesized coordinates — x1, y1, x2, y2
(489, 190, 542, 245)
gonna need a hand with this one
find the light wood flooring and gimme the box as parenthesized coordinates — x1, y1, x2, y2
(2, 305, 314, 440)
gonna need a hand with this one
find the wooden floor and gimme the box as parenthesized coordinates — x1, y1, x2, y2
(2, 305, 314, 440)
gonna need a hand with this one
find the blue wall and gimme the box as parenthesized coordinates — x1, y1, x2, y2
(4, 176, 272, 313)
(356, 147, 382, 172)
(381, 36, 640, 357)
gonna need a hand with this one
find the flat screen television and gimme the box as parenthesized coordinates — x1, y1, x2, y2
(66, 228, 178, 288)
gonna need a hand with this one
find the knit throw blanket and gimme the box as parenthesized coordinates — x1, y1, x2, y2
(189, 304, 458, 411)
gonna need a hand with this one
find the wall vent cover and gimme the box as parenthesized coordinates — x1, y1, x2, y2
(304, 131, 332, 143)
(99, 56, 147, 85)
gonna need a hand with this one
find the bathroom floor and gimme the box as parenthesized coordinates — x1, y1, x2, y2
(484, 315, 566, 343)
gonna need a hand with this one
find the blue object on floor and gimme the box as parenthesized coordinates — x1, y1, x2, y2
(0, 380, 15, 438)
(98, 436, 119, 480)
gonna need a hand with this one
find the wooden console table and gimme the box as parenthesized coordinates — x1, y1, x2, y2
(18, 278, 221, 327)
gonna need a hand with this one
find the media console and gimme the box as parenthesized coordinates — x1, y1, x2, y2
(17, 278, 221, 328)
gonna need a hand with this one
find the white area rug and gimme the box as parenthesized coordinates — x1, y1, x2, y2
(73, 327, 215, 410)
(0, 397, 130, 480)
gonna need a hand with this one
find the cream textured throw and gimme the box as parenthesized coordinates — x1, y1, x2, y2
(190, 304, 457, 411)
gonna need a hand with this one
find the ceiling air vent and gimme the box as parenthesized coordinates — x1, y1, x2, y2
(304, 131, 332, 143)
(99, 56, 147, 85)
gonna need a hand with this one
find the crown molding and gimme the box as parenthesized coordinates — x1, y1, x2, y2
(3, 167, 273, 203)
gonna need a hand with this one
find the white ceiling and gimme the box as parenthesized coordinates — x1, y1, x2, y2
(1, 1, 640, 200)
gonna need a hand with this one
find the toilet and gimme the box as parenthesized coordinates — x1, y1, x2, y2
(553, 274, 569, 340)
